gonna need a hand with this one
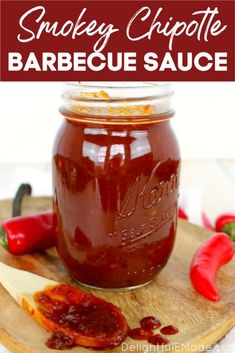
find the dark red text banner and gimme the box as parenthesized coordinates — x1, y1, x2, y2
(1, 0, 234, 81)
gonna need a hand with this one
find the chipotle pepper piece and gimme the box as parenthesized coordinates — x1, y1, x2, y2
(0, 211, 56, 255)
(190, 233, 234, 302)
(215, 214, 235, 241)
(34, 284, 128, 349)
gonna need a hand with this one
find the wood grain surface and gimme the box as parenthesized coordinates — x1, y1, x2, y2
(0, 196, 234, 353)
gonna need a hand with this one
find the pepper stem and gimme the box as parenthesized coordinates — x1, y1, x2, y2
(222, 222, 235, 241)
(0, 226, 8, 250)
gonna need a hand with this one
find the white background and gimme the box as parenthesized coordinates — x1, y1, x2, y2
(0, 82, 235, 163)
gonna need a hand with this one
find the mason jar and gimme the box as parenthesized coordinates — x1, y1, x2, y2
(52, 82, 180, 289)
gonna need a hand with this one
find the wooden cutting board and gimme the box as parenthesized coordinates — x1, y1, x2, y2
(0, 196, 234, 353)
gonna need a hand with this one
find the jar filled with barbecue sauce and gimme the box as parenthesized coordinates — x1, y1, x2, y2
(53, 82, 180, 290)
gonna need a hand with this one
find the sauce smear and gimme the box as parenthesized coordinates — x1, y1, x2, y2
(160, 325, 179, 335)
(140, 316, 161, 330)
(148, 334, 169, 345)
(128, 328, 153, 340)
(46, 330, 75, 350)
(34, 284, 128, 349)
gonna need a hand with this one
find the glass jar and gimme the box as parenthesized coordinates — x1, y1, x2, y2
(52, 82, 180, 290)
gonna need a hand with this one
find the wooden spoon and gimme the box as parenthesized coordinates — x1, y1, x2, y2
(0, 261, 57, 312)
(0, 262, 128, 349)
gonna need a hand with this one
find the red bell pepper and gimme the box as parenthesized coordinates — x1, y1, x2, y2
(215, 214, 235, 241)
(190, 232, 234, 302)
(0, 211, 56, 255)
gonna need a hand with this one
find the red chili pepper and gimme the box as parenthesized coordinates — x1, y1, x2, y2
(0, 211, 56, 255)
(178, 207, 188, 220)
(215, 213, 235, 241)
(190, 233, 234, 302)
(201, 212, 215, 231)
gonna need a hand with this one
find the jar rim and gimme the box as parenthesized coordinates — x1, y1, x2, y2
(64, 81, 173, 101)
(61, 81, 174, 121)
